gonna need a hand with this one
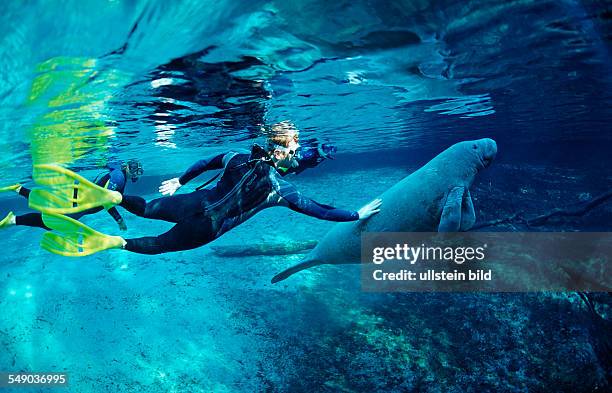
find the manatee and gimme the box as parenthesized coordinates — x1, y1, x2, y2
(271, 138, 497, 283)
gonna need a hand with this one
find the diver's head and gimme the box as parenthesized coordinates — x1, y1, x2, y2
(123, 159, 144, 182)
(265, 120, 301, 171)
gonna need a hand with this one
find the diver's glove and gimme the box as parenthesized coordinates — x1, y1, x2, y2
(357, 198, 382, 220)
(160, 177, 182, 196)
(318, 143, 337, 159)
(297, 143, 336, 162)
(117, 218, 128, 231)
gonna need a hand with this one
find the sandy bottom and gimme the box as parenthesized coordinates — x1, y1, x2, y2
(0, 163, 609, 392)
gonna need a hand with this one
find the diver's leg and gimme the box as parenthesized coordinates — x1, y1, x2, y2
(120, 191, 205, 223)
(15, 213, 50, 230)
(18, 186, 30, 199)
(14, 208, 100, 230)
(69, 207, 103, 220)
(118, 195, 147, 216)
(123, 215, 215, 255)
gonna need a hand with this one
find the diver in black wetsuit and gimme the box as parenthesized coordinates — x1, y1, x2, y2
(114, 122, 381, 255)
(0, 160, 143, 231)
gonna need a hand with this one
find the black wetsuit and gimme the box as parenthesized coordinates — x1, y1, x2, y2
(119, 147, 358, 254)
(16, 167, 128, 229)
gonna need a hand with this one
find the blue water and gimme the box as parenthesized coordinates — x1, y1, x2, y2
(0, 1, 611, 391)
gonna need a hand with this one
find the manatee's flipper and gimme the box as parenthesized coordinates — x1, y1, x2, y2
(41, 213, 125, 257)
(29, 164, 122, 214)
(438, 186, 465, 232)
(271, 258, 323, 283)
(460, 190, 476, 231)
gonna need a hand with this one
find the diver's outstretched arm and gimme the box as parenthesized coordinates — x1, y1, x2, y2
(274, 175, 359, 222)
(160, 153, 228, 195)
(107, 207, 127, 231)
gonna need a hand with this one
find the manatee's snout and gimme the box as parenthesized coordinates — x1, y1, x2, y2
(477, 138, 497, 168)
(482, 138, 497, 167)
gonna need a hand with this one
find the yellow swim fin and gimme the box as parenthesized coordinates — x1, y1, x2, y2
(0, 211, 15, 229)
(29, 164, 122, 214)
(0, 184, 21, 193)
(41, 213, 125, 257)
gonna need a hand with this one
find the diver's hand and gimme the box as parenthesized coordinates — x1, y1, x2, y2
(318, 143, 337, 159)
(160, 177, 181, 196)
(117, 218, 128, 231)
(358, 198, 382, 220)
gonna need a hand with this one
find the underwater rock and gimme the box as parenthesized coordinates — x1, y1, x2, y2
(472, 188, 612, 230)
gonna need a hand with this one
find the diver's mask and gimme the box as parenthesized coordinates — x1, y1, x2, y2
(127, 159, 144, 182)
(274, 142, 300, 172)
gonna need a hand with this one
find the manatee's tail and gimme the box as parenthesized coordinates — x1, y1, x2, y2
(271, 258, 323, 284)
